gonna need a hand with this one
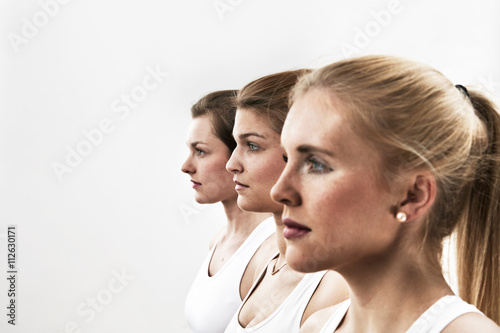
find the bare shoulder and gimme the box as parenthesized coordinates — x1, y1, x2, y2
(305, 271, 349, 314)
(301, 270, 349, 325)
(443, 312, 500, 333)
(300, 305, 341, 333)
(254, 232, 277, 259)
(315, 270, 350, 301)
(209, 226, 226, 250)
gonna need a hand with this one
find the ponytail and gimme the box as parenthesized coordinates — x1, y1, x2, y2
(456, 89, 500, 324)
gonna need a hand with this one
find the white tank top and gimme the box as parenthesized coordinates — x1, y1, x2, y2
(184, 217, 275, 333)
(319, 295, 483, 333)
(224, 269, 328, 333)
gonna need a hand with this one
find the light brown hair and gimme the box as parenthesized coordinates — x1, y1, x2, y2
(237, 69, 311, 134)
(292, 55, 500, 323)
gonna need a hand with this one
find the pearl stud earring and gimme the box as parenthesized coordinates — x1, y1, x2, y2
(396, 212, 407, 222)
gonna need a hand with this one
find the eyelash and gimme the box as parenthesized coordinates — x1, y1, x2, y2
(306, 156, 332, 174)
(195, 148, 206, 156)
(247, 142, 260, 151)
(283, 154, 288, 163)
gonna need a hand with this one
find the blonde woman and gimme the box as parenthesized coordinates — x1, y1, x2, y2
(271, 55, 500, 332)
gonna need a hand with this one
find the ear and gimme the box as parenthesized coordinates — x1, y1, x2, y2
(398, 173, 436, 222)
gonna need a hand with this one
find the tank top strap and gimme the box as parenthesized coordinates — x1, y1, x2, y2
(185, 218, 275, 333)
(406, 295, 483, 333)
(319, 295, 482, 333)
(231, 217, 275, 263)
(228, 269, 330, 332)
(241, 251, 280, 304)
(209, 217, 275, 278)
(291, 270, 329, 318)
(318, 299, 351, 333)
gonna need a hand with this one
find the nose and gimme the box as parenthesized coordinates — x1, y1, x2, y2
(181, 155, 195, 174)
(226, 148, 243, 174)
(271, 164, 301, 206)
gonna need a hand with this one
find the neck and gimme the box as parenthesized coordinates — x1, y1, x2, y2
(221, 198, 271, 237)
(339, 249, 454, 332)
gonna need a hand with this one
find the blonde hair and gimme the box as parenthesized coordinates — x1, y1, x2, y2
(292, 55, 500, 323)
(237, 69, 311, 134)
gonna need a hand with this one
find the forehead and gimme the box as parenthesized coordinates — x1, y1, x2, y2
(283, 90, 378, 160)
(233, 108, 276, 137)
(283, 90, 348, 148)
(186, 115, 214, 141)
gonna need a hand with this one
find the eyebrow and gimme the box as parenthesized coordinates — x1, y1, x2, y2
(189, 141, 207, 148)
(237, 132, 266, 140)
(296, 144, 335, 157)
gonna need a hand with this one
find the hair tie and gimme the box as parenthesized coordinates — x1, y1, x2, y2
(455, 84, 470, 98)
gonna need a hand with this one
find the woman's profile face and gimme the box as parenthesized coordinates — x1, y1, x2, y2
(181, 115, 237, 204)
(271, 89, 402, 273)
(226, 108, 286, 215)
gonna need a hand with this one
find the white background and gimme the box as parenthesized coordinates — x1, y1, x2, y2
(0, 0, 499, 332)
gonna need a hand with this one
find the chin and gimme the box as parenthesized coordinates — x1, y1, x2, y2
(194, 194, 218, 205)
(286, 246, 327, 273)
(236, 196, 282, 215)
(236, 196, 260, 212)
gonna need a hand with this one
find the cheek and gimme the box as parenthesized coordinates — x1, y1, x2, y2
(211, 158, 230, 174)
(204, 158, 232, 183)
(256, 155, 285, 187)
(310, 175, 382, 230)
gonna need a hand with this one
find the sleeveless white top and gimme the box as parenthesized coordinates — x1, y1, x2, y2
(224, 268, 328, 333)
(185, 217, 276, 333)
(319, 295, 482, 333)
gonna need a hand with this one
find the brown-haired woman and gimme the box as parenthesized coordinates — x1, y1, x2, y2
(224, 71, 349, 332)
(182, 90, 277, 333)
(271, 55, 500, 332)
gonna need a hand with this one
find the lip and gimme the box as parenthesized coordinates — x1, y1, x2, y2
(282, 218, 311, 240)
(234, 180, 249, 191)
(191, 180, 202, 189)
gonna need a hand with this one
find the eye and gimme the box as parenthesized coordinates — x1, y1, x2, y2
(195, 148, 206, 156)
(283, 154, 288, 163)
(247, 142, 259, 151)
(307, 157, 331, 174)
